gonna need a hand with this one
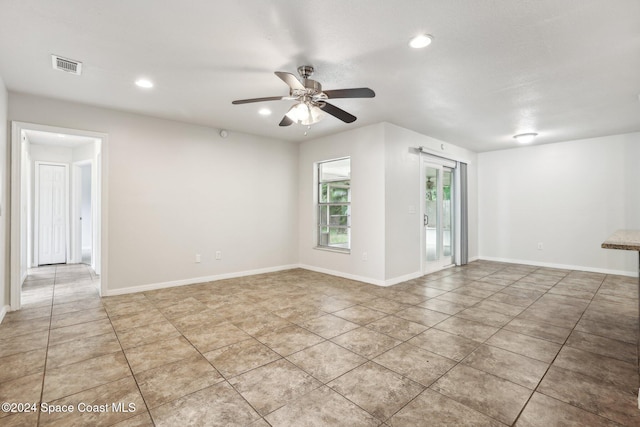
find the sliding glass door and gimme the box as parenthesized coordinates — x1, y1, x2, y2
(423, 159, 454, 273)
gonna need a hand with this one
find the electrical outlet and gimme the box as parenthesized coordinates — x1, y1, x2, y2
(195, 254, 201, 263)
(215, 251, 222, 260)
(537, 242, 543, 250)
(362, 252, 368, 261)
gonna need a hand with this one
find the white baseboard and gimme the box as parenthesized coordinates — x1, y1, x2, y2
(0, 305, 9, 324)
(384, 271, 425, 286)
(478, 256, 638, 277)
(102, 264, 300, 296)
(105, 255, 623, 299)
(298, 264, 387, 286)
(104, 262, 420, 297)
(297, 265, 424, 287)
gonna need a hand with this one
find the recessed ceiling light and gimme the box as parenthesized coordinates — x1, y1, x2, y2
(409, 34, 433, 49)
(258, 108, 272, 116)
(57, 134, 65, 138)
(513, 133, 538, 144)
(135, 78, 154, 89)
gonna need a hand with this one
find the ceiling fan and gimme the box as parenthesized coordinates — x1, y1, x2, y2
(232, 65, 375, 127)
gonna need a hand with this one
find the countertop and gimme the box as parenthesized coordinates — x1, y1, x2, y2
(601, 230, 640, 251)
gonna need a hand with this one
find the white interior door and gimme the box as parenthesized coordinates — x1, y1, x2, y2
(38, 164, 67, 265)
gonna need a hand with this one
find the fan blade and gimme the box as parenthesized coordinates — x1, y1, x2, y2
(232, 96, 284, 105)
(279, 115, 293, 127)
(324, 88, 375, 99)
(320, 102, 357, 123)
(275, 71, 305, 90)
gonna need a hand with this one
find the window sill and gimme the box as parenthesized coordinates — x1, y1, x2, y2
(314, 246, 351, 255)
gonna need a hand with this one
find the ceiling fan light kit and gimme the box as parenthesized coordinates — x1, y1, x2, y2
(232, 65, 375, 127)
(285, 101, 326, 125)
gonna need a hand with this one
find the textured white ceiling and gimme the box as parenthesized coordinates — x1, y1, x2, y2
(1, 0, 638, 152)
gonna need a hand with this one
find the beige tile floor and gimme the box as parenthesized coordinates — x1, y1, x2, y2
(0, 261, 639, 426)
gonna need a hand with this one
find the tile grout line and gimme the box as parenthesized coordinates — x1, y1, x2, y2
(510, 273, 609, 426)
(415, 266, 556, 425)
(375, 266, 567, 424)
(33, 264, 127, 426)
(327, 264, 544, 425)
(14, 262, 635, 426)
(103, 298, 157, 426)
(141, 291, 268, 425)
(45, 265, 142, 426)
(34, 271, 55, 427)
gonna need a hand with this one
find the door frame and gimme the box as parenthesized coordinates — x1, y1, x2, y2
(34, 161, 70, 267)
(71, 162, 83, 265)
(71, 160, 96, 268)
(10, 121, 109, 310)
(420, 154, 457, 274)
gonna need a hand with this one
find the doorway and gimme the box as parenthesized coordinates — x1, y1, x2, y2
(35, 162, 69, 266)
(422, 157, 455, 273)
(77, 163, 93, 265)
(10, 122, 107, 310)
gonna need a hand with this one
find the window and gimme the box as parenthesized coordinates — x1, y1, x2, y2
(317, 158, 351, 251)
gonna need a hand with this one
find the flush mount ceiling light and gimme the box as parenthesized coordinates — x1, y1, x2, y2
(258, 108, 272, 116)
(409, 34, 433, 49)
(135, 78, 154, 89)
(513, 133, 538, 144)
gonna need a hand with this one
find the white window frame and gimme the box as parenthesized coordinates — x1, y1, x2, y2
(316, 158, 351, 252)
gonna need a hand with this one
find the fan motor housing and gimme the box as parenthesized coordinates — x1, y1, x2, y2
(291, 78, 323, 98)
(304, 79, 322, 93)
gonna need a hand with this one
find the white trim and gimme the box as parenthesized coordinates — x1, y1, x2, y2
(103, 262, 424, 294)
(299, 264, 387, 286)
(454, 166, 462, 265)
(420, 156, 456, 274)
(313, 246, 350, 254)
(102, 264, 299, 296)
(299, 264, 424, 287)
(478, 256, 638, 278)
(10, 121, 108, 311)
(0, 305, 8, 324)
(383, 271, 424, 286)
(71, 159, 93, 265)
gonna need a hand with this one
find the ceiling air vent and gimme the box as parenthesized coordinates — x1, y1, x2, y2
(51, 55, 82, 75)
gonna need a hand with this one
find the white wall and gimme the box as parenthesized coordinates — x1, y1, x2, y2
(0, 77, 8, 319)
(478, 133, 640, 276)
(298, 122, 478, 285)
(298, 123, 387, 283)
(9, 92, 299, 293)
(383, 123, 478, 281)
